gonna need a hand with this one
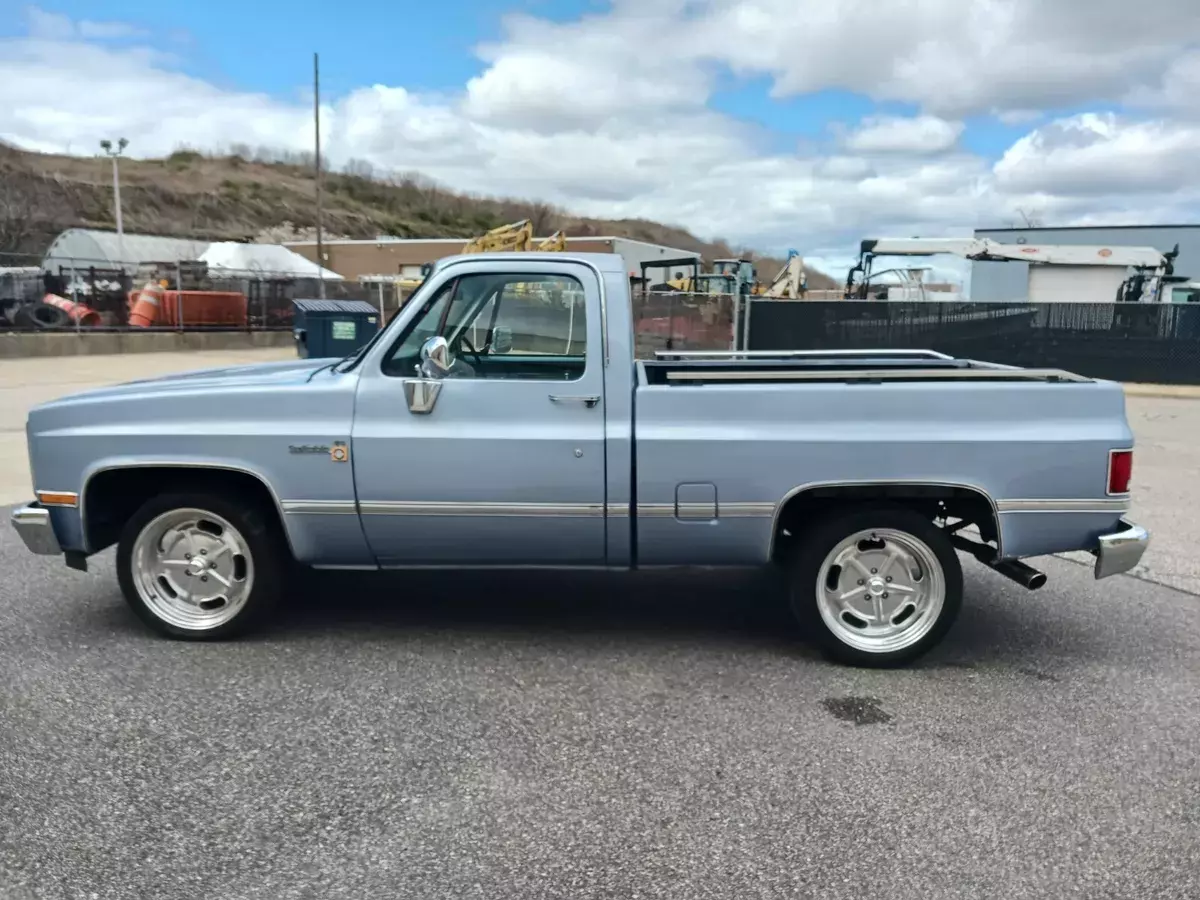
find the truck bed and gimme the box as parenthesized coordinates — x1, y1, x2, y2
(641, 349, 1091, 386)
(632, 348, 1127, 567)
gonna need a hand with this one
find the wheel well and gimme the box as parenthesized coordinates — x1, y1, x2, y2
(83, 466, 283, 554)
(772, 483, 1000, 561)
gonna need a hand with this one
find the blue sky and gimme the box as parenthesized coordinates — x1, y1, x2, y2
(3, 0, 597, 98)
(2, 1, 1199, 278)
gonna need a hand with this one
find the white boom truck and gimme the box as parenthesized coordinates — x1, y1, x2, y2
(845, 238, 1180, 303)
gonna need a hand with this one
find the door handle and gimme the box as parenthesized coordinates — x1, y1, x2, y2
(549, 394, 600, 408)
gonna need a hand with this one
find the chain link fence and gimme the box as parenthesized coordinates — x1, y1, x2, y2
(11, 246, 1198, 383)
(630, 290, 737, 356)
(0, 250, 407, 332)
(2, 249, 741, 350)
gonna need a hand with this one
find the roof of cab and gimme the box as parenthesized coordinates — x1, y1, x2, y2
(432, 251, 627, 273)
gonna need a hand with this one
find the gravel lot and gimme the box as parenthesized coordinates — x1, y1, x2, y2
(2, 353, 1198, 898)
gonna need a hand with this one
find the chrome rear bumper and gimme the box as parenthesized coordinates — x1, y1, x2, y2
(10, 502, 62, 556)
(1094, 519, 1149, 580)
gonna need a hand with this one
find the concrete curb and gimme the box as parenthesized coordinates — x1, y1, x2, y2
(1122, 383, 1200, 400)
(0, 330, 294, 359)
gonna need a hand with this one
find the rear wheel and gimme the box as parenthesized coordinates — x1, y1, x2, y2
(116, 492, 286, 639)
(787, 506, 963, 667)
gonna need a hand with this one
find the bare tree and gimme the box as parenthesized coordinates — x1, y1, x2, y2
(343, 157, 376, 179)
(525, 201, 561, 235)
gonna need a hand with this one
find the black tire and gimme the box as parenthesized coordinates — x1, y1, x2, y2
(14, 302, 69, 329)
(116, 491, 288, 640)
(787, 505, 963, 668)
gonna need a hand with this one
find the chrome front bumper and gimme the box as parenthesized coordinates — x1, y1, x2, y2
(10, 502, 62, 556)
(1094, 519, 1149, 580)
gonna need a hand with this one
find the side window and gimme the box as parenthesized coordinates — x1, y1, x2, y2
(383, 272, 587, 381)
(384, 279, 458, 368)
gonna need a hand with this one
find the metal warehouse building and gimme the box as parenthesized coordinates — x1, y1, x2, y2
(286, 236, 701, 286)
(43, 229, 210, 273)
(41, 228, 341, 280)
(971, 224, 1200, 302)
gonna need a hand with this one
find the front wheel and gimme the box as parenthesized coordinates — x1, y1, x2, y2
(116, 492, 286, 640)
(787, 506, 963, 668)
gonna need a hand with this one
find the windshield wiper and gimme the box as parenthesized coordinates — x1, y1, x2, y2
(305, 349, 360, 382)
(306, 329, 384, 381)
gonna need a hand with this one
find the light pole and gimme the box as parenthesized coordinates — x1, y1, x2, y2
(100, 138, 128, 268)
(313, 52, 326, 299)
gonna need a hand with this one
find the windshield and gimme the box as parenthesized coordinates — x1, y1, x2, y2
(335, 274, 439, 373)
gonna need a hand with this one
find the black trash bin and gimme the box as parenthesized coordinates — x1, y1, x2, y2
(293, 299, 380, 359)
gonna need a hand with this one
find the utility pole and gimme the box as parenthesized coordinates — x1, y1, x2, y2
(313, 52, 326, 299)
(99, 137, 128, 268)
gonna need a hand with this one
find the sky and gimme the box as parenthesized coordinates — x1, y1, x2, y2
(2, 0, 1200, 280)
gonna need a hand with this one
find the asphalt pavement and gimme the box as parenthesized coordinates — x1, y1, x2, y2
(0, 350, 295, 507)
(2, 527, 1198, 900)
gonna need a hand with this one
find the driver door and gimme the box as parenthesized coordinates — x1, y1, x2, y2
(350, 262, 607, 567)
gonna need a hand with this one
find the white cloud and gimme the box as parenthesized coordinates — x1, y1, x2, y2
(24, 6, 147, 42)
(842, 116, 964, 154)
(681, 0, 1200, 118)
(994, 113, 1200, 197)
(3, 3, 1199, 273)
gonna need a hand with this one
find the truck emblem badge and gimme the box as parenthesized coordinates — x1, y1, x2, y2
(288, 441, 350, 462)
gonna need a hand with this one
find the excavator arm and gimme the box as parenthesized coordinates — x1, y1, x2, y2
(536, 231, 566, 252)
(460, 220, 568, 255)
(462, 219, 535, 254)
(760, 250, 807, 299)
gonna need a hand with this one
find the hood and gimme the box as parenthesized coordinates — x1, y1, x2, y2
(29, 358, 346, 418)
(120, 357, 336, 388)
(72, 357, 339, 399)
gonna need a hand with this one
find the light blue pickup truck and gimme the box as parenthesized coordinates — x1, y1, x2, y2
(12, 251, 1149, 666)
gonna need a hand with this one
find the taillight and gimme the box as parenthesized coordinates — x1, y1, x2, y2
(1108, 449, 1133, 495)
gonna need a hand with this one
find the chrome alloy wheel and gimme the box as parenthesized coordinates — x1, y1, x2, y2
(815, 528, 945, 654)
(129, 508, 255, 631)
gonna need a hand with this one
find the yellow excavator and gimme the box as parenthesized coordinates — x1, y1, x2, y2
(394, 220, 567, 297)
(752, 250, 807, 299)
(462, 219, 566, 253)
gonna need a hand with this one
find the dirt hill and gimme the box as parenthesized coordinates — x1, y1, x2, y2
(0, 142, 837, 289)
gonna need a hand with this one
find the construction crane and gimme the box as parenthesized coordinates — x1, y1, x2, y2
(754, 250, 807, 299)
(845, 237, 1180, 303)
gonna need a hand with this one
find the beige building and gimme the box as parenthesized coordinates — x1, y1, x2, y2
(285, 236, 700, 285)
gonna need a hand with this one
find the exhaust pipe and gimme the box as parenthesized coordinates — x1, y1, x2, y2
(947, 533, 1047, 590)
(989, 559, 1047, 591)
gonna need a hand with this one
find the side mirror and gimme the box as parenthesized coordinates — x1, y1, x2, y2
(491, 325, 513, 354)
(403, 377, 442, 414)
(419, 335, 453, 377)
(405, 335, 451, 414)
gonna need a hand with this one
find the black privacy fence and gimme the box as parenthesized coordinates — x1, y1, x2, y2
(745, 300, 1200, 385)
